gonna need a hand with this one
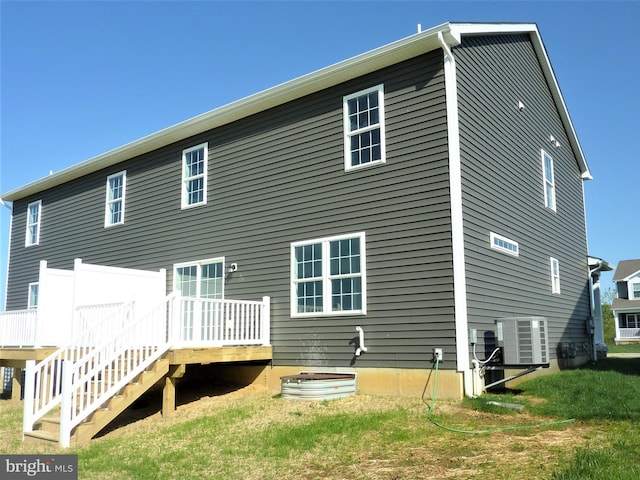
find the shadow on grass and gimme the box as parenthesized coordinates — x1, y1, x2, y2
(582, 357, 640, 376)
(94, 371, 250, 438)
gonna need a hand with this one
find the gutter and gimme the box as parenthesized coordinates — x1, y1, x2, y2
(2, 22, 589, 201)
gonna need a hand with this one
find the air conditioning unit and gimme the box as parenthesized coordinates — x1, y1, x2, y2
(496, 317, 550, 365)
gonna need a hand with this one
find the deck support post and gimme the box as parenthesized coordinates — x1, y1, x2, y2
(162, 364, 186, 418)
(11, 367, 22, 401)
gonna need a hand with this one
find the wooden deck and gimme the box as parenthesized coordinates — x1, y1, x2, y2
(1, 345, 272, 408)
(0, 347, 59, 368)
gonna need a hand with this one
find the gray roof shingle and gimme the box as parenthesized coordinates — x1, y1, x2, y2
(613, 259, 640, 281)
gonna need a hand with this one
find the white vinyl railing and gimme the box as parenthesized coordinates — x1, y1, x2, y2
(0, 309, 38, 347)
(173, 296, 270, 347)
(73, 302, 132, 340)
(22, 302, 135, 439)
(618, 328, 640, 339)
(58, 294, 173, 447)
(22, 294, 270, 447)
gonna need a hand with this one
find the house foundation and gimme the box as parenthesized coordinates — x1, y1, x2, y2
(205, 363, 464, 400)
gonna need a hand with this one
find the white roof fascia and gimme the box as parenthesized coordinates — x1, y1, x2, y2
(2, 22, 590, 200)
(612, 306, 640, 313)
(450, 23, 591, 180)
(1, 22, 454, 202)
(587, 256, 615, 273)
(623, 270, 640, 282)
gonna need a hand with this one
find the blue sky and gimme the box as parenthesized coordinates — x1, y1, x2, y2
(1, 1, 638, 307)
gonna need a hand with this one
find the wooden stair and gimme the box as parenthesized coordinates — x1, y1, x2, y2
(24, 358, 170, 446)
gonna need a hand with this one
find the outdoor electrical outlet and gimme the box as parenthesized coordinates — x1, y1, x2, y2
(433, 348, 443, 361)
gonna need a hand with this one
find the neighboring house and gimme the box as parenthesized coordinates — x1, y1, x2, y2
(0, 22, 600, 444)
(612, 259, 640, 344)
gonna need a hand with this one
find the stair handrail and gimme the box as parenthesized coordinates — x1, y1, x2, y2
(23, 300, 134, 436)
(58, 293, 176, 447)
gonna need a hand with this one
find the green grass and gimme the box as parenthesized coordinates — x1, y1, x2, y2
(518, 360, 640, 479)
(519, 363, 640, 421)
(608, 343, 640, 354)
(551, 433, 640, 480)
(2, 358, 639, 479)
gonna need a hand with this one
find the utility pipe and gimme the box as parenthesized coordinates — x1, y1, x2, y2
(355, 326, 368, 356)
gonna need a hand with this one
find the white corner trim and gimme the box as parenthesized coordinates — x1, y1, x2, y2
(438, 33, 471, 391)
(3, 211, 13, 310)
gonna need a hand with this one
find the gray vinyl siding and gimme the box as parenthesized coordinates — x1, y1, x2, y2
(455, 34, 591, 360)
(6, 51, 455, 368)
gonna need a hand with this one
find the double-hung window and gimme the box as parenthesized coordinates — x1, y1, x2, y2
(28, 283, 39, 309)
(343, 85, 386, 171)
(292, 232, 366, 316)
(182, 143, 208, 208)
(550, 257, 561, 294)
(624, 314, 640, 328)
(105, 171, 126, 227)
(25, 200, 42, 247)
(542, 150, 556, 211)
(631, 282, 640, 300)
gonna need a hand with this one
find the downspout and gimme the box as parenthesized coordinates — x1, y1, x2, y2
(437, 30, 473, 397)
(588, 270, 597, 361)
(583, 181, 596, 362)
(588, 262, 606, 361)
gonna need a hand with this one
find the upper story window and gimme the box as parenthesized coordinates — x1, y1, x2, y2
(105, 171, 126, 227)
(28, 283, 39, 309)
(550, 257, 561, 294)
(631, 282, 640, 300)
(182, 143, 208, 209)
(542, 150, 556, 211)
(343, 85, 386, 171)
(490, 232, 519, 257)
(25, 200, 42, 247)
(291, 232, 366, 316)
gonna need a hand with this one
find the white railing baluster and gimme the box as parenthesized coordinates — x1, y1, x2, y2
(22, 293, 270, 446)
(171, 296, 270, 347)
(0, 309, 38, 347)
(618, 328, 640, 339)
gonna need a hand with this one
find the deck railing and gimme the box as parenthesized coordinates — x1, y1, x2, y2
(73, 302, 132, 342)
(22, 301, 135, 439)
(172, 296, 270, 347)
(58, 294, 173, 447)
(618, 328, 640, 339)
(0, 309, 38, 347)
(22, 294, 270, 447)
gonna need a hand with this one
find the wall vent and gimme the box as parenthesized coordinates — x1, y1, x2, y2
(496, 317, 550, 365)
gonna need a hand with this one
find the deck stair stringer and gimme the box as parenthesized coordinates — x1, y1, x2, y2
(24, 357, 170, 445)
(23, 293, 177, 447)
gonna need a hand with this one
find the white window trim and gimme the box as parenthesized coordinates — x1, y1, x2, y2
(27, 282, 39, 309)
(550, 257, 561, 294)
(181, 142, 208, 209)
(173, 257, 225, 299)
(489, 232, 519, 257)
(541, 149, 556, 212)
(25, 200, 42, 247)
(630, 281, 640, 300)
(104, 170, 127, 227)
(291, 232, 367, 317)
(343, 85, 386, 172)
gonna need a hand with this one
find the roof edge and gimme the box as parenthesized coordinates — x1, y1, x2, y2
(2, 22, 590, 201)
